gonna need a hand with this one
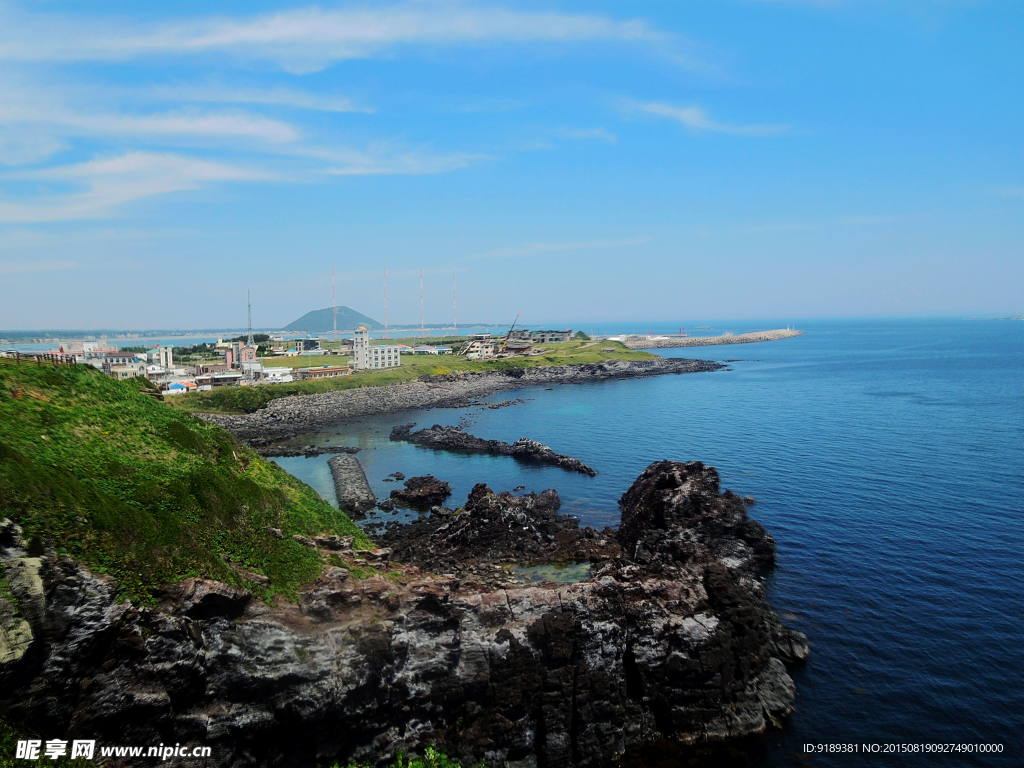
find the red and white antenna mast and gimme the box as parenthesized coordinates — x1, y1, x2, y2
(452, 270, 458, 336)
(420, 268, 425, 338)
(332, 263, 337, 343)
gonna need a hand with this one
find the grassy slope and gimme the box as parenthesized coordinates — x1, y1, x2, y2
(0, 362, 369, 604)
(172, 340, 656, 414)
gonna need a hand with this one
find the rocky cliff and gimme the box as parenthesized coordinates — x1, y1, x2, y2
(0, 461, 807, 768)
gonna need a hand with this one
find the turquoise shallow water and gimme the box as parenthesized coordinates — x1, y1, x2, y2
(273, 318, 1023, 766)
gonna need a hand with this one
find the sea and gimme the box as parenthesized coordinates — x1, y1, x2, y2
(266, 318, 1021, 766)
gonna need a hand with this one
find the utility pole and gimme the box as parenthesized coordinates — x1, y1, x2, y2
(452, 270, 458, 337)
(420, 269, 425, 338)
(383, 267, 390, 339)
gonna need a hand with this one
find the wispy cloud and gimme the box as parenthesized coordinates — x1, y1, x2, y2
(146, 84, 373, 113)
(325, 150, 484, 176)
(470, 237, 651, 260)
(0, 152, 269, 223)
(633, 101, 790, 136)
(0, 4, 667, 72)
(0, 86, 303, 147)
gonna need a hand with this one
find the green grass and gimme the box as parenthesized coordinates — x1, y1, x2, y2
(172, 340, 656, 414)
(0, 363, 370, 605)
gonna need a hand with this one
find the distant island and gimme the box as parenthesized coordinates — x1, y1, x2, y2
(283, 306, 383, 332)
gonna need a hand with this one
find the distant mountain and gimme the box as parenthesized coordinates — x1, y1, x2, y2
(282, 306, 383, 333)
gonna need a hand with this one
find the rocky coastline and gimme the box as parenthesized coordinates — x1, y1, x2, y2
(0, 460, 807, 768)
(201, 358, 724, 444)
(391, 423, 598, 476)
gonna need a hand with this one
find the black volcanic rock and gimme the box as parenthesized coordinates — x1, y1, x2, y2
(0, 461, 807, 768)
(391, 423, 597, 476)
(389, 475, 452, 508)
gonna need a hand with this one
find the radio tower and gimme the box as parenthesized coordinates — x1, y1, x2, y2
(246, 290, 254, 346)
(383, 267, 390, 339)
(331, 264, 337, 343)
(420, 269, 425, 338)
(452, 270, 458, 336)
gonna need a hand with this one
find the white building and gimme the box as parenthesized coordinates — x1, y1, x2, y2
(353, 327, 402, 370)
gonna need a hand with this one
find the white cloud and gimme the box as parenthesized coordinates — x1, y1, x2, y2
(635, 102, 790, 136)
(0, 91, 302, 147)
(0, 152, 269, 223)
(311, 142, 486, 176)
(0, 132, 68, 166)
(147, 84, 373, 113)
(0, 4, 665, 72)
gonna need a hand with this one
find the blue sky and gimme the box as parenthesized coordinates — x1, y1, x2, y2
(0, 0, 1020, 330)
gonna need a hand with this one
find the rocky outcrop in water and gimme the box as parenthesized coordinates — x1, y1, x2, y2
(391, 424, 597, 476)
(389, 475, 452, 508)
(0, 461, 807, 768)
(203, 358, 724, 442)
(378, 483, 619, 583)
(327, 454, 376, 515)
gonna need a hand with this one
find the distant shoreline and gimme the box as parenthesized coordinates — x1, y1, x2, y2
(202, 357, 724, 445)
(619, 328, 803, 349)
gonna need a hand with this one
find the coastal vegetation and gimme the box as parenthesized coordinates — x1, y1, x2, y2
(172, 340, 656, 415)
(0, 363, 367, 604)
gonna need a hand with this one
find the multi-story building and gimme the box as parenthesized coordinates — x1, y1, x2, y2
(457, 333, 497, 359)
(353, 327, 401, 370)
(106, 362, 146, 380)
(225, 341, 257, 368)
(508, 329, 574, 344)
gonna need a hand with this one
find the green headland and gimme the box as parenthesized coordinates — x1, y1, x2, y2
(0, 362, 368, 604)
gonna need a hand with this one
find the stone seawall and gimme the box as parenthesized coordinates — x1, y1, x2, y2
(327, 455, 376, 515)
(203, 357, 724, 442)
(621, 329, 802, 350)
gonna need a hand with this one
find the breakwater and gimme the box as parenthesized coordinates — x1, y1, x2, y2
(620, 328, 802, 349)
(203, 357, 723, 443)
(327, 455, 376, 514)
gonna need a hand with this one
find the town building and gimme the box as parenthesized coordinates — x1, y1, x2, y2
(294, 338, 322, 353)
(106, 362, 147, 380)
(353, 327, 401, 370)
(508, 329, 574, 344)
(224, 341, 257, 368)
(503, 339, 534, 354)
(458, 333, 497, 359)
(297, 365, 352, 380)
(194, 362, 230, 375)
(262, 368, 294, 384)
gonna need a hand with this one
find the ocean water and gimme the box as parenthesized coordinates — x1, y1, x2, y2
(273, 318, 1023, 766)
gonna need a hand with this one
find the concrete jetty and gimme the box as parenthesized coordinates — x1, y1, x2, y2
(327, 455, 376, 515)
(619, 328, 802, 350)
